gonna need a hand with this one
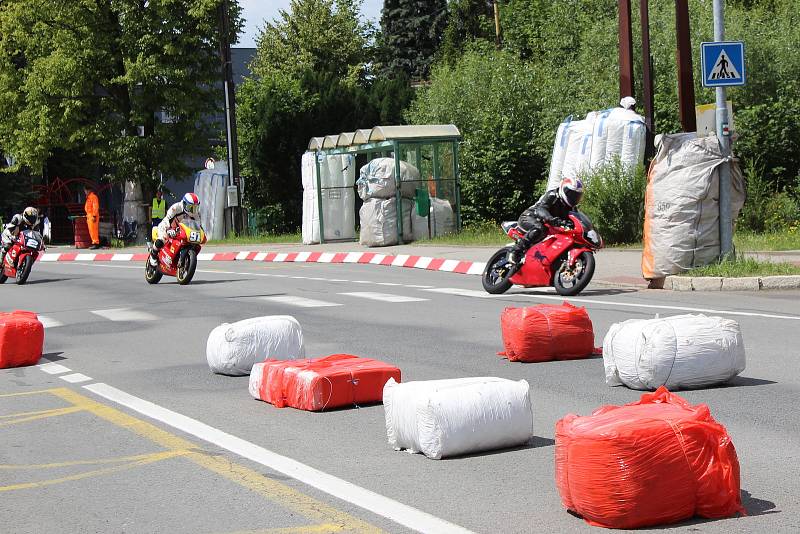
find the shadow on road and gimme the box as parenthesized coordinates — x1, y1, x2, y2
(442, 436, 556, 461)
(509, 288, 638, 297)
(719, 376, 778, 388)
(42, 352, 66, 361)
(167, 279, 246, 286)
(636, 489, 777, 530)
(24, 278, 74, 285)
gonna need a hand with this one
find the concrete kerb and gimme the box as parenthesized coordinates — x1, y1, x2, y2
(665, 275, 800, 291)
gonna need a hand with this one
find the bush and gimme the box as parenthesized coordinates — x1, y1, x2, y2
(738, 158, 800, 233)
(578, 160, 646, 245)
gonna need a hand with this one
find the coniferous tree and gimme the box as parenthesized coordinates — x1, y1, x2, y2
(380, 0, 448, 80)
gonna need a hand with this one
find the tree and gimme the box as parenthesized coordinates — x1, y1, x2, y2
(0, 0, 242, 190)
(253, 0, 372, 82)
(439, 0, 494, 64)
(380, 0, 448, 79)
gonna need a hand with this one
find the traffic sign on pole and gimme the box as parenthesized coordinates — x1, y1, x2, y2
(701, 41, 745, 87)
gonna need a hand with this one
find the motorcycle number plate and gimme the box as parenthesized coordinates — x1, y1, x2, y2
(189, 231, 199, 242)
(26, 239, 39, 248)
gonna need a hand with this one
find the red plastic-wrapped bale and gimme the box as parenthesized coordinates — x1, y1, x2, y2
(0, 311, 45, 369)
(555, 387, 745, 529)
(249, 354, 401, 411)
(500, 303, 594, 362)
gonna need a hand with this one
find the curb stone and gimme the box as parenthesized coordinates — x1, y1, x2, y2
(665, 275, 800, 291)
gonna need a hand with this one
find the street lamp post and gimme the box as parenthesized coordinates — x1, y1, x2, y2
(714, 0, 734, 260)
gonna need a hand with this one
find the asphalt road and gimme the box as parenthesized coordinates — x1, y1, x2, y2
(2, 259, 799, 533)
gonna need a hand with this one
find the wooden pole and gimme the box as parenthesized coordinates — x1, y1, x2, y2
(619, 0, 635, 99)
(675, 0, 697, 132)
(640, 0, 655, 158)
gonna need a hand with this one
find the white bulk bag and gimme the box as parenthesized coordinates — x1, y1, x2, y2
(359, 198, 412, 247)
(603, 314, 746, 390)
(302, 188, 356, 244)
(548, 117, 573, 188)
(357, 158, 421, 200)
(589, 110, 612, 168)
(383, 377, 534, 460)
(557, 119, 594, 189)
(207, 316, 305, 376)
(411, 197, 455, 240)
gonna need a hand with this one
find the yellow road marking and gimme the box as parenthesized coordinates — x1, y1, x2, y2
(0, 405, 84, 427)
(0, 388, 64, 398)
(0, 450, 194, 470)
(46, 388, 381, 534)
(0, 449, 189, 492)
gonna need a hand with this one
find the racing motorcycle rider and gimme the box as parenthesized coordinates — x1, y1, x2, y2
(508, 177, 584, 264)
(149, 193, 201, 266)
(2, 207, 40, 265)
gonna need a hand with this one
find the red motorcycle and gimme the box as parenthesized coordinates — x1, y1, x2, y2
(482, 211, 603, 296)
(1, 230, 45, 285)
(145, 219, 206, 285)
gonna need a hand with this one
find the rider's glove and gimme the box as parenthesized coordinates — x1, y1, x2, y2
(167, 229, 177, 238)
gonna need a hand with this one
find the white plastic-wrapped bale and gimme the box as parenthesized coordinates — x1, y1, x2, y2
(359, 198, 413, 247)
(207, 316, 305, 376)
(411, 197, 455, 240)
(357, 158, 421, 200)
(383, 377, 534, 459)
(548, 117, 573, 189)
(602, 314, 746, 390)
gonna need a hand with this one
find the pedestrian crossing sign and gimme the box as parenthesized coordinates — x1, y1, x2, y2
(701, 41, 746, 87)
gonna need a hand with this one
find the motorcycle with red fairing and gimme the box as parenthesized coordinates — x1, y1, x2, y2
(481, 211, 603, 296)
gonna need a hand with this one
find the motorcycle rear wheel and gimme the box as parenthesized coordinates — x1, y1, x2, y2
(177, 249, 197, 285)
(16, 256, 32, 285)
(482, 248, 515, 294)
(145, 259, 163, 284)
(553, 251, 595, 296)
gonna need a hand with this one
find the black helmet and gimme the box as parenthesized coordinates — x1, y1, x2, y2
(22, 207, 39, 226)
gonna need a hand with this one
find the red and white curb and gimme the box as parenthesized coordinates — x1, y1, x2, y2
(38, 251, 486, 276)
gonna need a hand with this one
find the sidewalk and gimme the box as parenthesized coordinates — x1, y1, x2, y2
(44, 242, 652, 288)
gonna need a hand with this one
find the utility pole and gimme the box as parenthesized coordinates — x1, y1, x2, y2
(675, 0, 696, 132)
(493, 1, 502, 49)
(219, 0, 242, 235)
(618, 0, 635, 99)
(714, 0, 734, 259)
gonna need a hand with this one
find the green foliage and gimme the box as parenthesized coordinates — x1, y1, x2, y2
(407, 45, 544, 224)
(254, 0, 372, 82)
(0, 0, 242, 189)
(239, 0, 416, 233)
(686, 255, 800, 277)
(438, 0, 495, 64)
(579, 160, 647, 245)
(738, 158, 800, 233)
(380, 0, 448, 79)
(0, 167, 36, 221)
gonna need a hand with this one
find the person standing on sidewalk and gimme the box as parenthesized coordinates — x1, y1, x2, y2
(150, 189, 166, 228)
(84, 185, 101, 249)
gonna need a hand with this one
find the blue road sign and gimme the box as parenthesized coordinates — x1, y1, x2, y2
(701, 41, 746, 87)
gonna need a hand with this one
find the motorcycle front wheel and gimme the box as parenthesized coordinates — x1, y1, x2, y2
(16, 256, 33, 285)
(481, 248, 515, 294)
(553, 251, 595, 296)
(177, 249, 197, 285)
(145, 259, 163, 284)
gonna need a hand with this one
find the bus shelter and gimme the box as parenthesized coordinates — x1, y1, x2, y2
(304, 125, 462, 245)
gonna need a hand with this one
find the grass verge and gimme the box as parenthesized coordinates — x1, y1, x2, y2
(207, 232, 301, 245)
(734, 230, 800, 252)
(685, 256, 800, 277)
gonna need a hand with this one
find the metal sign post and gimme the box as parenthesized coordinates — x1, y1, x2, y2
(702, 13, 745, 260)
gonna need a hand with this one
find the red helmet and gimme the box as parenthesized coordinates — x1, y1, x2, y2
(558, 177, 584, 207)
(183, 192, 200, 216)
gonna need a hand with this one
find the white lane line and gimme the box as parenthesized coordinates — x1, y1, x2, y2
(510, 293, 800, 321)
(38, 316, 64, 328)
(351, 280, 374, 284)
(38, 362, 71, 375)
(307, 277, 329, 281)
(406, 284, 434, 289)
(60, 373, 92, 384)
(82, 382, 471, 534)
(260, 296, 342, 308)
(339, 292, 428, 303)
(328, 279, 349, 283)
(289, 276, 309, 279)
(90, 308, 157, 322)
(376, 282, 402, 286)
(423, 287, 502, 299)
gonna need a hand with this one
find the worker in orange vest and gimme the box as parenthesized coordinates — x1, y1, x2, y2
(83, 185, 101, 249)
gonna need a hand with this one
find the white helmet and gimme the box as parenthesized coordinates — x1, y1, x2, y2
(558, 177, 584, 208)
(182, 192, 200, 216)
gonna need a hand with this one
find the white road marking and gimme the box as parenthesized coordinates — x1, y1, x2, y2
(439, 260, 461, 272)
(60, 373, 92, 384)
(376, 282, 402, 286)
(424, 287, 501, 299)
(90, 308, 157, 322)
(413, 257, 433, 269)
(406, 284, 434, 289)
(317, 252, 336, 263)
(328, 279, 349, 282)
(260, 296, 342, 308)
(197, 252, 214, 261)
(466, 262, 486, 275)
(274, 253, 289, 262)
(391, 254, 410, 267)
(369, 254, 387, 264)
(289, 276, 308, 279)
(82, 382, 472, 534)
(294, 251, 311, 262)
(38, 316, 64, 328)
(350, 280, 374, 284)
(307, 277, 329, 281)
(339, 292, 428, 303)
(111, 253, 134, 261)
(509, 293, 800, 321)
(343, 252, 362, 263)
(38, 362, 71, 375)
(253, 252, 268, 261)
